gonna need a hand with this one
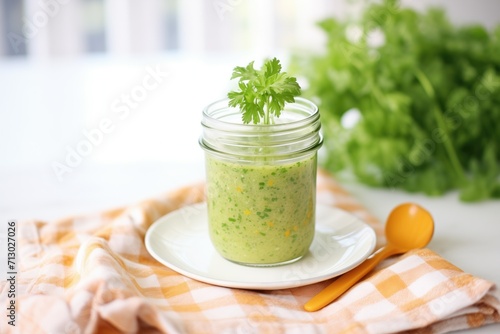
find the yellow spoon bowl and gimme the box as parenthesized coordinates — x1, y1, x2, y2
(304, 202, 434, 312)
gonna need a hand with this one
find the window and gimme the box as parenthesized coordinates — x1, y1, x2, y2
(0, 0, 334, 58)
(1, 0, 27, 56)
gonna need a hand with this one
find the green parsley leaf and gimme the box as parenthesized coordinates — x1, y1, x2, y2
(228, 58, 301, 124)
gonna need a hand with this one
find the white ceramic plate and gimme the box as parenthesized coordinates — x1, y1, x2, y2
(145, 203, 376, 290)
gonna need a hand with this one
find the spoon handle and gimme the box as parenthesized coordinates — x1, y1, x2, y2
(304, 246, 398, 312)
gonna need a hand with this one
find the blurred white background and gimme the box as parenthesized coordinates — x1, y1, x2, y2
(1, 0, 500, 172)
(0, 0, 499, 215)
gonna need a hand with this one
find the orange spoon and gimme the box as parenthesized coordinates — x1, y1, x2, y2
(304, 202, 434, 312)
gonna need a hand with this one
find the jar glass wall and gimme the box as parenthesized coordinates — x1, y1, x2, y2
(199, 97, 322, 266)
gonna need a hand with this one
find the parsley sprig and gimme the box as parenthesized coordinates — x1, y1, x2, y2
(228, 58, 301, 125)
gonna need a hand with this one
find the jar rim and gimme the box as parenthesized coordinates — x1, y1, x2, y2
(200, 96, 322, 161)
(201, 97, 319, 132)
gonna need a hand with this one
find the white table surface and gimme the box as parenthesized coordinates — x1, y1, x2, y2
(1, 55, 499, 333)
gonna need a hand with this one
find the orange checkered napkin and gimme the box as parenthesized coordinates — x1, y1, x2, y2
(2, 171, 499, 333)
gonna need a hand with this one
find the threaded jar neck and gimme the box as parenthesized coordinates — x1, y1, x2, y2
(199, 97, 322, 163)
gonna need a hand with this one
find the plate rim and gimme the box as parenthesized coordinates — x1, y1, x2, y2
(145, 202, 377, 290)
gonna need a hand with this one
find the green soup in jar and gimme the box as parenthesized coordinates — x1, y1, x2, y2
(200, 97, 322, 266)
(206, 154, 317, 265)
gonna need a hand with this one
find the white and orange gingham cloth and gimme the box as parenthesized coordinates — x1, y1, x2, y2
(2, 170, 500, 333)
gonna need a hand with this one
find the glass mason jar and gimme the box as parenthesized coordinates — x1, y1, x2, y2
(199, 97, 322, 266)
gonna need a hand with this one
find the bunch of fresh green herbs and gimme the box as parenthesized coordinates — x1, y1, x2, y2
(291, 0, 500, 201)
